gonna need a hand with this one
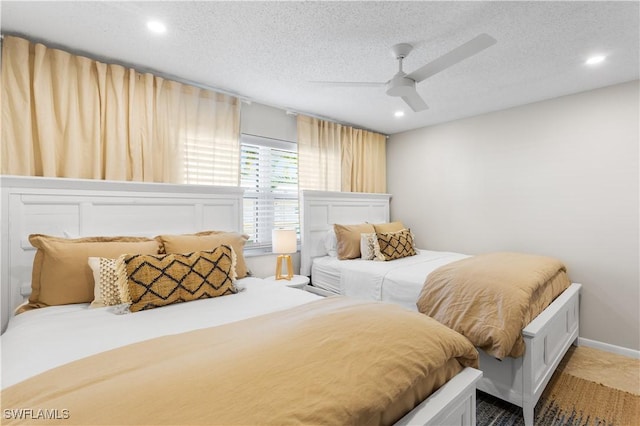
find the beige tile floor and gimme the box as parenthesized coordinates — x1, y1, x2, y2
(558, 345, 640, 395)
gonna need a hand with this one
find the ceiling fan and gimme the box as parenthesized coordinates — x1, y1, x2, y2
(312, 34, 497, 112)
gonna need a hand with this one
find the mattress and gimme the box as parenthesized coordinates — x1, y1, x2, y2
(311, 249, 469, 309)
(1, 277, 320, 389)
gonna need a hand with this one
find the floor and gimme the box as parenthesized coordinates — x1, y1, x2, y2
(558, 345, 640, 395)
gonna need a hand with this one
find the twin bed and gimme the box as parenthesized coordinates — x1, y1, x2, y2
(1, 176, 481, 426)
(301, 190, 581, 426)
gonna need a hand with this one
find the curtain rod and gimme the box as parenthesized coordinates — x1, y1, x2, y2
(0, 32, 387, 138)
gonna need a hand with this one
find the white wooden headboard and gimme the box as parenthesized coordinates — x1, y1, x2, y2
(300, 190, 391, 276)
(0, 175, 244, 333)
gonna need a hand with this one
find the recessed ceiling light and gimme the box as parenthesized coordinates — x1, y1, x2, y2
(394, 111, 405, 117)
(147, 20, 166, 34)
(585, 55, 606, 66)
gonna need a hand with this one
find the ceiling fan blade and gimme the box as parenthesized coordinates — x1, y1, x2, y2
(407, 33, 497, 83)
(401, 91, 429, 112)
(309, 81, 386, 87)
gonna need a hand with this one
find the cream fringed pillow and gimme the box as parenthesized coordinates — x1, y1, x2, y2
(376, 229, 417, 261)
(360, 233, 385, 261)
(118, 246, 238, 313)
(88, 257, 123, 308)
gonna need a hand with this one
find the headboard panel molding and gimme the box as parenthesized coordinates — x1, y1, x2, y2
(1, 175, 244, 333)
(300, 190, 391, 276)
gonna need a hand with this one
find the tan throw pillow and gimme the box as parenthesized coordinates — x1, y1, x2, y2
(117, 246, 238, 313)
(17, 235, 161, 314)
(360, 233, 385, 261)
(376, 229, 417, 261)
(158, 231, 250, 278)
(88, 257, 123, 308)
(372, 221, 405, 233)
(333, 223, 375, 260)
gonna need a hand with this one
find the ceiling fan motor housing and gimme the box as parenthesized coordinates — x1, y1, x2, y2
(386, 75, 417, 97)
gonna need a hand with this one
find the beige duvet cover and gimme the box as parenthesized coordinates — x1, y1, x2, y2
(2, 297, 478, 425)
(417, 252, 571, 359)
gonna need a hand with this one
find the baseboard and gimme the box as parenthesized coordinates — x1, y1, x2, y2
(577, 337, 640, 359)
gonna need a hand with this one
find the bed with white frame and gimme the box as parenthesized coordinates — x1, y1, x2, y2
(300, 189, 581, 426)
(0, 175, 481, 426)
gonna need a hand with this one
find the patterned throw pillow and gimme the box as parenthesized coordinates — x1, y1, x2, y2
(117, 245, 238, 313)
(376, 229, 417, 261)
(360, 233, 385, 261)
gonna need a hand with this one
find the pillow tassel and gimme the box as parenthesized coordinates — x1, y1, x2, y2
(114, 255, 132, 305)
(229, 245, 238, 282)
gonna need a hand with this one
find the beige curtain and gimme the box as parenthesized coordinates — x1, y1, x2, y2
(297, 114, 386, 193)
(1, 36, 239, 183)
(296, 115, 341, 191)
(341, 127, 387, 193)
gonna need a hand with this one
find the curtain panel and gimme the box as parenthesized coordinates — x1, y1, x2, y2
(341, 127, 386, 193)
(296, 115, 341, 191)
(1, 36, 239, 184)
(297, 114, 386, 193)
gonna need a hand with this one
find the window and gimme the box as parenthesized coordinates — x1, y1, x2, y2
(240, 134, 299, 248)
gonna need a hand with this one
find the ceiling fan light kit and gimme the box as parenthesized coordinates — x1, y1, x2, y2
(315, 34, 497, 113)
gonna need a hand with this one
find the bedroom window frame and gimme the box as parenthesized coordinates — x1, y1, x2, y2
(240, 134, 299, 251)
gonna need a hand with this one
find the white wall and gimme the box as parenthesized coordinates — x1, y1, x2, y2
(240, 102, 297, 142)
(387, 80, 639, 351)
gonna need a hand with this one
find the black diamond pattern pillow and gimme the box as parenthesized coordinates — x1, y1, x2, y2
(117, 245, 238, 312)
(376, 229, 417, 261)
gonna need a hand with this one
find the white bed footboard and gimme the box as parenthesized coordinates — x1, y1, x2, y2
(477, 282, 581, 426)
(395, 367, 482, 426)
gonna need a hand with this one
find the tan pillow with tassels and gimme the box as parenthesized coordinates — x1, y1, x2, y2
(376, 229, 417, 261)
(117, 246, 238, 312)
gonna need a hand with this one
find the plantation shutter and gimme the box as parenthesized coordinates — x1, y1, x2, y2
(240, 134, 299, 248)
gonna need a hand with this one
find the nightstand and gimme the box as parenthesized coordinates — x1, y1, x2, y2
(264, 275, 310, 290)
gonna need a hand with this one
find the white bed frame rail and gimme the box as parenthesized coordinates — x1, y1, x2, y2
(396, 367, 482, 426)
(0, 175, 244, 333)
(301, 189, 582, 426)
(300, 190, 391, 276)
(478, 282, 581, 425)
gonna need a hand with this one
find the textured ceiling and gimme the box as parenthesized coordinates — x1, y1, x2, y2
(1, 1, 638, 135)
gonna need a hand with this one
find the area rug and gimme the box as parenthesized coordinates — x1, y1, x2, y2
(477, 371, 640, 425)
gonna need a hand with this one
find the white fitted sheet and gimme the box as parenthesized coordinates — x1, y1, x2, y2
(1, 277, 321, 389)
(311, 250, 469, 310)
(310, 256, 342, 293)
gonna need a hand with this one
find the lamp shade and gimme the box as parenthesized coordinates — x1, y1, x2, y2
(272, 229, 296, 254)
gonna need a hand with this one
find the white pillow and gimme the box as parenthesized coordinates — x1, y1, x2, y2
(360, 233, 384, 261)
(324, 228, 338, 257)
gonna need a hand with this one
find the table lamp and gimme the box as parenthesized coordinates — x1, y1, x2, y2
(272, 229, 296, 280)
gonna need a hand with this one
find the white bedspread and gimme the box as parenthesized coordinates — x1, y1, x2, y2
(0, 278, 320, 389)
(315, 250, 469, 310)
